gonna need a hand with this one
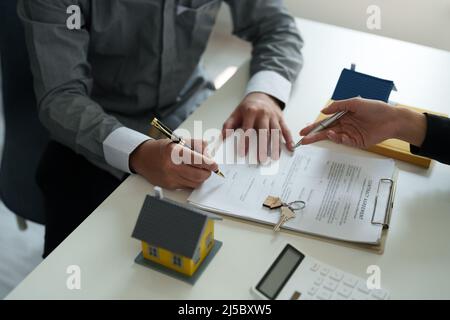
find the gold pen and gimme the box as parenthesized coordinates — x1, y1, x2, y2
(151, 118, 225, 178)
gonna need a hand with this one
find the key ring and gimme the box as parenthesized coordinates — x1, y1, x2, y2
(284, 200, 306, 212)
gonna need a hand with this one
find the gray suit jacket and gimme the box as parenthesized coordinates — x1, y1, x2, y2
(18, 0, 303, 177)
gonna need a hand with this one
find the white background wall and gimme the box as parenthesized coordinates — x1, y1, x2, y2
(216, 0, 450, 52)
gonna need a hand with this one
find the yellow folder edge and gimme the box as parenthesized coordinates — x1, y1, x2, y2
(315, 100, 448, 169)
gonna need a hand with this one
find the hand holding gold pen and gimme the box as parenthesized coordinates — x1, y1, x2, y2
(151, 118, 225, 178)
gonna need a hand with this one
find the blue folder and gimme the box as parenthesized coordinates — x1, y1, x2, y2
(332, 68, 396, 103)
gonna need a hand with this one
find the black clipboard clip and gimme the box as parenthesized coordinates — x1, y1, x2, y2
(371, 178, 395, 230)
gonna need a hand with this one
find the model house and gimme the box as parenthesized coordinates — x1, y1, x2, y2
(132, 194, 222, 277)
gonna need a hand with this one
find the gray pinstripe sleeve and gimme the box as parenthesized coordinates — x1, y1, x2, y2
(18, 0, 128, 178)
(226, 0, 304, 104)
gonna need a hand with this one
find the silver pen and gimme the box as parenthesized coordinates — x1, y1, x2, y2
(295, 110, 349, 149)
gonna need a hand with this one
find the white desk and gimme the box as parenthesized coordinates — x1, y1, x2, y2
(7, 18, 450, 300)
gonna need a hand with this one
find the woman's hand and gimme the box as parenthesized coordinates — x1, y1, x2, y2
(299, 98, 427, 149)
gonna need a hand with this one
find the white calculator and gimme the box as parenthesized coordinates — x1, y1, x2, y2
(251, 244, 390, 300)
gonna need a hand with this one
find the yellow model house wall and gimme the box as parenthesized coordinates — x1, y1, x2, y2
(142, 220, 215, 277)
(198, 220, 215, 268)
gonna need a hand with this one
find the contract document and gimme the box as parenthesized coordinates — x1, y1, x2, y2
(188, 136, 396, 244)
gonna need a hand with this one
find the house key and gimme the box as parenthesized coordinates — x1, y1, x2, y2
(264, 196, 306, 232)
(274, 206, 296, 232)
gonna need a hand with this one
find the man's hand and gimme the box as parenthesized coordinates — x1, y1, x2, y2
(299, 98, 427, 149)
(130, 139, 218, 190)
(222, 92, 294, 163)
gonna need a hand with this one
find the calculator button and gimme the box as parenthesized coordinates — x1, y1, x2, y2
(330, 271, 344, 281)
(320, 267, 330, 276)
(372, 290, 388, 300)
(337, 286, 352, 298)
(343, 276, 358, 288)
(314, 277, 324, 286)
(323, 280, 338, 292)
(317, 290, 332, 300)
(308, 286, 319, 296)
(357, 282, 371, 294)
(310, 263, 321, 272)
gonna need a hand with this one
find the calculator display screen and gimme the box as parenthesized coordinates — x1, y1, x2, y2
(256, 245, 305, 299)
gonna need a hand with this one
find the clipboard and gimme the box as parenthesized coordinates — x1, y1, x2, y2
(204, 171, 398, 255)
(278, 172, 397, 255)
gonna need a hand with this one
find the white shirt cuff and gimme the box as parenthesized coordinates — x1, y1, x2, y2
(103, 127, 152, 174)
(245, 70, 292, 105)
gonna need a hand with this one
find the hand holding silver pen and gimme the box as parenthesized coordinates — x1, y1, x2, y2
(297, 98, 402, 149)
(295, 111, 349, 148)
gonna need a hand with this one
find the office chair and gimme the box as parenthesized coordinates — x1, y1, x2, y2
(0, 0, 48, 228)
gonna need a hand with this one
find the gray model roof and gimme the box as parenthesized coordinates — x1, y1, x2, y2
(132, 195, 221, 258)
